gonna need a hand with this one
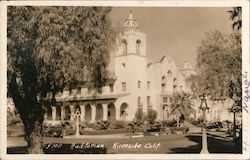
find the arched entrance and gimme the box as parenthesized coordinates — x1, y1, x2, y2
(46, 106, 52, 120)
(164, 109, 170, 120)
(55, 105, 61, 120)
(96, 104, 103, 121)
(63, 105, 71, 120)
(108, 103, 116, 121)
(120, 103, 128, 121)
(162, 104, 168, 120)
(74, 103, 80, 112)
(85, 104, 92, 121)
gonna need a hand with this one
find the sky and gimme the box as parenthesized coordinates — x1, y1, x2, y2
(109, 7, 234, 69)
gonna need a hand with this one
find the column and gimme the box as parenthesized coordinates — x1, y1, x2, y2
(61, 106, 65, 121)
(70, 105, 75, 121)
(80, 104, 85, 122)
(52, 106, 56, 121)
(91, 104, 96, 122)
(116, 107, 120, 121)
(103, 104, 108, 121)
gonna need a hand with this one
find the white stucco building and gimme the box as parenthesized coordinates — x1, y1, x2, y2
(8, 12, 235, 125)
(41, 12, 193, 124)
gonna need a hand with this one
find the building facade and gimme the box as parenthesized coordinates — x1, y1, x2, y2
(41, 12, 193, 124)
(7, 12, 235, 125)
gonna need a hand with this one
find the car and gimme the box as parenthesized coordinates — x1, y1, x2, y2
(206, 121, 224, 131)
(169, 126, 189, 134)
(227, 124, 241, 137)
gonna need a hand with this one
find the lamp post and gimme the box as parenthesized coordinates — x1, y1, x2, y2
(199, 94, 209, 154)
(229, 94, 241, 142)
(74, 108, 81, 136)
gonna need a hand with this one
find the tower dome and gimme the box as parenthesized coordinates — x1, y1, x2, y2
(123, 11, 140, 31)
(182, 62, 193, 70)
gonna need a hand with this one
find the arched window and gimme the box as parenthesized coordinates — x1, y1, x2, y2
(161, 76, 167, 93)
(136, 39, 141, 54)
(121, 39, 127, 55)
(162, 76, 166, 86)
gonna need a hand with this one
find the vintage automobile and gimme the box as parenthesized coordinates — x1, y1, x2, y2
(144, 123, 189, 136)
(206, 121, 224, 131)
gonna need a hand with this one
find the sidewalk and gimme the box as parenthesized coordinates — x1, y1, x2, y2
(185, 121, 201, 133)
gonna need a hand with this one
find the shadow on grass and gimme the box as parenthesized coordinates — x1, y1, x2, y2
(169, 133, 241, 154)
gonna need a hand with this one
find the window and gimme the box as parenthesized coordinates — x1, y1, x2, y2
(173, 77, 177, 85)
(163, 97, 168, 103)
(147, 81, 150, 89)
(169, 98, 173, 103)
(122, 63, 126, 67)
(122, 82, 126, 92)
(138, 97, 142, 107)
(138, 81, 141, 89)
(121, 39, 127, 55)
(162, 76, 166, 86)
(173, 85, 177, 92)
(109, 84, 114, 93)
(136, 39, 141, 54)
(147, 96, 151, 106)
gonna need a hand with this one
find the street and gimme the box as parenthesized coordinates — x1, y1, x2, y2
(7, 131, 236, 154)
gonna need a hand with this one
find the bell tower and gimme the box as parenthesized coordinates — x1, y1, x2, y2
(114, 11, 147, 120)
(116, 11, 146, 56)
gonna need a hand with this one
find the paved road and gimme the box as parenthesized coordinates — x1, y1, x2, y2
(8, 131, 236, 154)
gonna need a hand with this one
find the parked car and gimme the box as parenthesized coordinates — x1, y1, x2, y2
(206, 121, 224, 131)
(144, 123, 189, 136)
(227, 124, 241, 137)
(169, 126, 189, 134)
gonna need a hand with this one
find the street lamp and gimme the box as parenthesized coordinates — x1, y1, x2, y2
(74, 108, 81, 136)
(199, 94, 209, 154)
(228, 94, 241, 142)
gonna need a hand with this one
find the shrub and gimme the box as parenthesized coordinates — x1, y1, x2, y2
(146, 109, 157, 125)
(43, 123, 63, 137)
(111, 120, 127, 129)
(128, 121, 143, 134)
(135, 109, 146, 123)
(162, 120, 177, 127)
(96, 121, 110, 130)
(84, 121, 98, 129)
(187, 117, 202, 127)
(7, 108, 23, 127)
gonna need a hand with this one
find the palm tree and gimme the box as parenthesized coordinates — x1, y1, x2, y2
(170, 91, 194, 127)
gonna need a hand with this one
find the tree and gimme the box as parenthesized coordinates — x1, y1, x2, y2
(228, 7, 242, 30)
(186, 30, 241, 100)
(146, 109, 157, 125)
(135, 109, 146, 123)
(170, 92, 193, 127)
(7, 6, 115, 153)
